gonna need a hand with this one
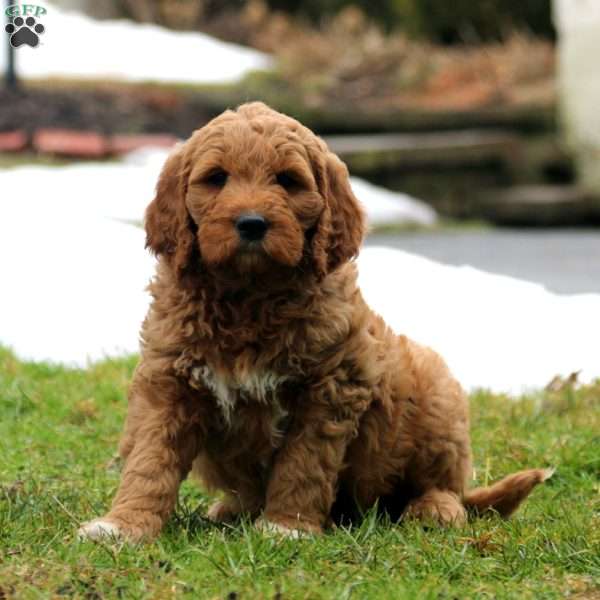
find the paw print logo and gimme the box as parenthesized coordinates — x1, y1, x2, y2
(5, 16, 45, 48)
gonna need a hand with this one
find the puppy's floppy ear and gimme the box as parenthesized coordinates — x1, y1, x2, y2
(311, 151, 366, 279)
(145, 146, 198, 279)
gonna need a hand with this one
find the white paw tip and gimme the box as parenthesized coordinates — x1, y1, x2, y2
(78, 519, 121, 541)
(257, 519, 302, 539)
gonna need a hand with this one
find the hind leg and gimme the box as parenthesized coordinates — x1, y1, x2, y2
(193, 454, 264, 523)
(404, 489, 466, 526)
(206, 495, 244, 523)
(403, 440, 471, 528)
(206, 490, 263, 523)
(396, 338, 474, 526)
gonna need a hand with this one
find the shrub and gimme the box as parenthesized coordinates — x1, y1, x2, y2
(264, 0, 555, 42)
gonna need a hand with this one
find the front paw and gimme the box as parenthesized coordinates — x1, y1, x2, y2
(256, 515, 322, 538)
(78, 518, 126, 541)
(78, 514, 159, 543)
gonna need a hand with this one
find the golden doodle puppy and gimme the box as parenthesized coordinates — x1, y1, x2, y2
(79, 102, 551, 541)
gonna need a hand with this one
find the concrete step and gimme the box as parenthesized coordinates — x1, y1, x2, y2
(325, 130, 521, 170)
(480, 185, 599, 225)
(324, 130, 579, 222)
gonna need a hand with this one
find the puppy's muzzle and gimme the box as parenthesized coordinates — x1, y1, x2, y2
(235, 214, 269, 242)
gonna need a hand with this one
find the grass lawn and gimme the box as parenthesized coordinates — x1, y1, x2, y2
(0, 345, 598, 599)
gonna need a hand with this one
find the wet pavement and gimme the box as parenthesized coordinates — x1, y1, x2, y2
(367, 228, 600, 295)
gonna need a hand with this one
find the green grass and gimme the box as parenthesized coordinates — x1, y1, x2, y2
(368, 218, 493, 235)
(0, 153, 82, 169)
(0, 346, 598, 599)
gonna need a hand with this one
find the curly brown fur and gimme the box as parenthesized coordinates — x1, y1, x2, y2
(79, 102, 550, 542)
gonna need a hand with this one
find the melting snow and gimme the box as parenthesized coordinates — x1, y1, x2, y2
(1, 151, 597, 394)
(0, 4, 270, 84)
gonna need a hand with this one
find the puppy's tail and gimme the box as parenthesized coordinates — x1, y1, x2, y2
(463, 468, 554, 518)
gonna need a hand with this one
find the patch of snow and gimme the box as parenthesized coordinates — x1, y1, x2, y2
(0, 153, 161, 225)
(358, 247, 600, 395)
(0, 4, 270, 84)
(1, 157, 597, 394)
(0, 201, 155, 365)
(350, 177, 437, 227)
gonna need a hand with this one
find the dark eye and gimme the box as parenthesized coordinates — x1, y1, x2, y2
(276, 171, 302, 191)
(204, 169, 228, 187)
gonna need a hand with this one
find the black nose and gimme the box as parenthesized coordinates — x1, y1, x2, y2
(235, 214, 268, 241)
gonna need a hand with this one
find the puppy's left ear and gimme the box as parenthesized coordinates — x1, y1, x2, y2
(145, 146, 199, 280)
(312, 152, 366, 278)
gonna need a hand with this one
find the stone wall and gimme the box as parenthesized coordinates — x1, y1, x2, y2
(554, 0, 600, 194)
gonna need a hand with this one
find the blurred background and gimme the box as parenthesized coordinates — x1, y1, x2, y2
(1, 0, 599, 295)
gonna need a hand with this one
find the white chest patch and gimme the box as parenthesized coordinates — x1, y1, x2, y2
(191, 365, 289, 424)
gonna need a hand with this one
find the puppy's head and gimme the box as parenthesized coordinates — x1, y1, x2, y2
(145, 102, 366, 284)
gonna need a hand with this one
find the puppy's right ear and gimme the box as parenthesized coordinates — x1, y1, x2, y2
(145, 146, 198, 279)
(310, 151, 366, 279)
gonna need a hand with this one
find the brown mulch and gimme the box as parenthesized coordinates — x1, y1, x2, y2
(0, 85, 217, 137)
